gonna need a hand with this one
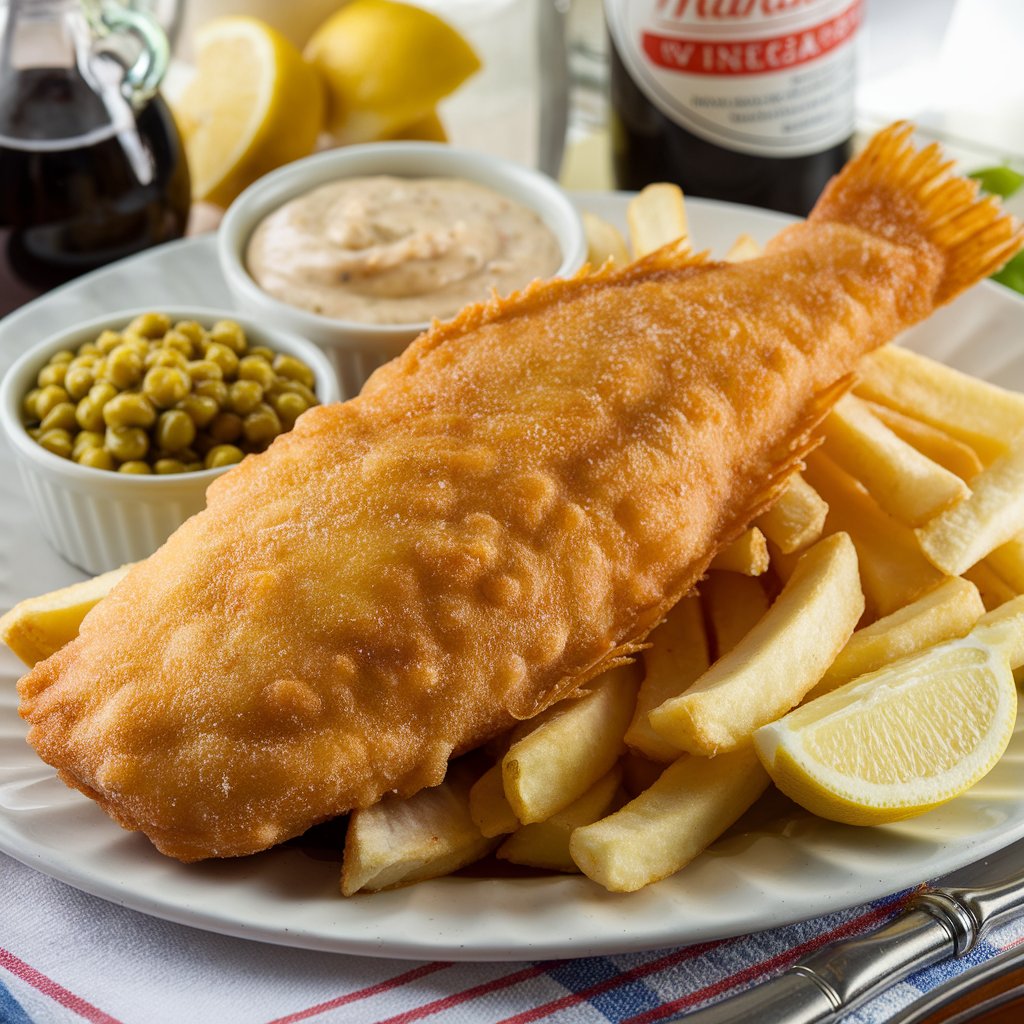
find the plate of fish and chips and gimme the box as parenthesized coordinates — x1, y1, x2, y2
(3, 131, 1024, 959)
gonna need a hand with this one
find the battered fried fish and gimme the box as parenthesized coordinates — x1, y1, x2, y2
(18, 125, 1024, 861)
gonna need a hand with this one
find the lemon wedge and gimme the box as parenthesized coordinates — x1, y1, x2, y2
(753, 636, 1017, 825)
(175, 17, 324, 207)
(305, 0, 479, 145)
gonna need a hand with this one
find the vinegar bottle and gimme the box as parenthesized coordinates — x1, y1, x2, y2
(605, 0, 863, 216)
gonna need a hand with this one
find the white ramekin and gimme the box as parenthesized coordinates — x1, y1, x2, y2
(0, 306, 340, 576)
(218, 141, 587, 399)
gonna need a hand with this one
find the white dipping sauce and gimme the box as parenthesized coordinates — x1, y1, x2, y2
(245, 176, 563, 324)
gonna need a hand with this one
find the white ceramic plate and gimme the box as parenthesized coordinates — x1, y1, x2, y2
(2, 195, 1024, 962)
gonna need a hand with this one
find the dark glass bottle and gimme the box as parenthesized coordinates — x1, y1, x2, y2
(0, 0, 190, 317)
(605, 0, 863, 217)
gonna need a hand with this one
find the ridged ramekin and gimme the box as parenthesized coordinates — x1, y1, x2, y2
(218, 141, 588, 399)
(0, 306, 340, 576)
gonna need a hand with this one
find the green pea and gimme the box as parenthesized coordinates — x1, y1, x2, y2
(143, 366, 192, 408)
(176, 394, 219, 429)
(76, 447, 116, 471)
(155, 409, 197, 452)
(204, 342, 240, 379)
(272, 353, 315, 388)
(75, 398, 105, 433)
(64, 365, 95, 401)
(270, 391, 308, 428)
(127, 312, 171, 339)
(38, 428, 73, 459)
(208, 320, 247, 354)
(35, 384, 70, 420)
(228, 379, 263, 416)
(40, 401, 78, 433)
(208, 411, 243, 443)
(104, 344, 144, 389)
(242, 403, 282, 446)
(102, 392, 156, 429)
(22, 388, 42, 422)
(37, 362, 68, 388)
(105, 425, 149, 462)
(194, 378, 228, 405)
(48, 349, 75, 364)
(118, 460, 152, 474)
(95, 330, 123, 354)
(237, 355, 275, 390)
(154, 458, 187, 474)
(161, 329, 196, 358)
(72, 430, 104, 457)
(88, 382, 118, 408)
(204, 444, 245, 469)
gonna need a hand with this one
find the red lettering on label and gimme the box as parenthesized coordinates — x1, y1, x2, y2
(642, 0, 861, 75)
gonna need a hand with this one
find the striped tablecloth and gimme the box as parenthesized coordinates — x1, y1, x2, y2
(2, 852, 1022, 1024)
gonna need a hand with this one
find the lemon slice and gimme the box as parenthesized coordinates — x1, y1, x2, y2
(305, 0, 479, 145)
(175, 17, 324, 207)
(753, 637, 1017, 825)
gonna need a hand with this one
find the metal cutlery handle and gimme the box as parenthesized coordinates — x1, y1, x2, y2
(673, 866, 1024, 1024)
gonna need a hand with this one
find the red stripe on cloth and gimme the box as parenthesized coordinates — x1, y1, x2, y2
(495, 942, 723, 1024)
(265, 962, 453, 1024)
(0, 947, 123, 1024)
(624, 898, 912, 1024)
(369, 962, 563, 1024)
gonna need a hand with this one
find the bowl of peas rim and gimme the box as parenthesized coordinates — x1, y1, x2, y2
(0, 308, 340, 575)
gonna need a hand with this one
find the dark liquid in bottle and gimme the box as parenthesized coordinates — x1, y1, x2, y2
(0, 67, 190, 316)
(608, 44, 851, 218)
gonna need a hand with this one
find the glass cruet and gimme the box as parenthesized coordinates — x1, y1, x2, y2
(0, 0, 190, 316)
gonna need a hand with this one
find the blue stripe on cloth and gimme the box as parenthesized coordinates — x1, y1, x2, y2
(0, 975, 34, 1024)
(545, 957, 662, 1022)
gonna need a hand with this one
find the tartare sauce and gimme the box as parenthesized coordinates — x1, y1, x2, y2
(245, 176, 563, 324)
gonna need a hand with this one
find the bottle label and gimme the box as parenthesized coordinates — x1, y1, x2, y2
(606, 0, 862, 158)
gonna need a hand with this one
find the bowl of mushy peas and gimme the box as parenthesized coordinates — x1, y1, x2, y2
(218, 142, 587, 400)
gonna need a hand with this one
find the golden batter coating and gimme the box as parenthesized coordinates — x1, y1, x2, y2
(18, 125, 1023, 861)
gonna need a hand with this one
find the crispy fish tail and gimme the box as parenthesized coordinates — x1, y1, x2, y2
(810, 121, 1024, 305)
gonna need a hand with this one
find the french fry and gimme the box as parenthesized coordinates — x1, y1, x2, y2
(582, 211, 631, 266)
(468, 763, 519, 838)
(804, 452, 946, 617)
(822, 395, 969, 526)
(962, 562, 1018, 611)
(808, 575, 985, 698)
(496, 766, 623, 873)
(864, 401, 984, 482)
(972, 594, 1024, 668)
(649, 533, 863, 755)
(724, 233, 762, 262)
(625, 595, 708, 763)
(627, 183, 688, 257)
(0, 564, 131, 667)
(985, 533, 1024, 592)
(916, 444, 1024, 576)
(702, 571, 770, 658)
(569, 748, 769, 893)
(755, 474, 828, 555)
(708, 527, 769, 576)
(855, 346, 1024, 462)
(340, 759, 495, 895)
(503, 662, 640, 823)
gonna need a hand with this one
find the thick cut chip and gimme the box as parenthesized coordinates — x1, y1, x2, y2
(822, 394, 969, 526)
(972, 594, 1024, 668)
(708, 527, 769, 576)
(754, 637, 1017, 825)
(985, 534, 1024, 592)
(855, 346, 1024, 462)
(755, 474, 828, 555)
(569, 748, 769, 893)
(916, 444, 1024, 576)
(810, 575, 984, 698)
(582, 211, 631, 266)
(702, 571, 770, 659)
(496, 766, 623, 872)
(503, 663, 640, 824)
(627, 183, 688, 256)
(340, 759, 495, 895)
(468, 763, 519, 838)
(649, 533, 863, 755)
(865, 401, 984, 482)
(0, 565, 131, 668)
(962, 562, 1018, 611)
(804, 452, 946, 617)
(625, 596, 708, 763)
